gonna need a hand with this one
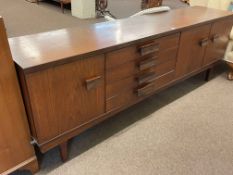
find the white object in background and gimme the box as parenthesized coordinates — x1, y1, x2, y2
(130, 6, 171, 18)
(71, 0, 96, 19)
(189, 0, 209, 7)
(190, 0, 231, 10)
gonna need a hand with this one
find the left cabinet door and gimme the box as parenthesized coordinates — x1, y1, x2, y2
(0, 18, 38, 174)
(25, 55, 105, 146)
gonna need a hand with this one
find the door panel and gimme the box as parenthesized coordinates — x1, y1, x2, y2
(176, 24, 211, 78)
(203, 18, 233, 65)
(26, 55, 105, 144)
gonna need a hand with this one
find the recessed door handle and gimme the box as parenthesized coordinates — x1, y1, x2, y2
(211, 34, 220, 42)
(85, 76, 102, 90)
(199, 38, 209, 47)
(138, 42, 159, 56)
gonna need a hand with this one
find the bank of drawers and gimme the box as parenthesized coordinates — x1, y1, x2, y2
(106, 33, 180, 111)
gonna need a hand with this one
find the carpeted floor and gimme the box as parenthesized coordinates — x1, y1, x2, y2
(1, 1, 232, 175)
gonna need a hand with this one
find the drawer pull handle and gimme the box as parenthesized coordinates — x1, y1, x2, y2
(136, 83, 155, 97)
(85, 76, 102, 90)
(137, 72, 157, 85)
(138, 43, 159, 56)
(199, 38, 209, 47)
(138, 57, 157, 70)
(211, 34, 220, 42)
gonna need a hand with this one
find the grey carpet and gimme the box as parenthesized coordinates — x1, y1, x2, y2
(1, 1, 232, 175)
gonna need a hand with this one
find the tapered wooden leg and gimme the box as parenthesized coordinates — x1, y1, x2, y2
(20, 157, 39, 175)
(59, 141, 68, 162)
(205, 68, 212, 81)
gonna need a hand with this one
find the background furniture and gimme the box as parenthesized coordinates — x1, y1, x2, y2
(141, 0, 163, 9)
(60, 0, 71, 13)
(35, 0, 71, 13)
(9, 7, 233, 162)
(0, 17, 38, 175)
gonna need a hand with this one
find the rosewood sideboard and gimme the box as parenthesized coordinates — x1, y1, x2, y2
(9, 6, 233, 161)
(0, 18, 38, 174)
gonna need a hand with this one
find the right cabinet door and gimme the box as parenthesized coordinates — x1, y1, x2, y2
(175, 24, 211, 78)
(203, 18, 233, 66)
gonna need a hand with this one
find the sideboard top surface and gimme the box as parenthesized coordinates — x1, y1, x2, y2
(9, 6, 233, 73)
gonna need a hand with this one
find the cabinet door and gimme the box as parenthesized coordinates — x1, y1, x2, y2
(0, 18, 37, 174)
(176, 24, 211, 78)
(203, 18, 233, 66)
(25, 55, 105, 144)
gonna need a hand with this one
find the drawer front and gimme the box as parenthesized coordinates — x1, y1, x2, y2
(106, 76, 137, 99)
(106, 33, 179, 112)
(26, 55, 105, 144)
(106, 33, 180, 69)
(106, 90, 138, 111)
(138, 33, 180, 56)
(137, 58, 176, 84)
(107, 46, 178, 84)
(154, 71, 175, 91)
(106, 59, 176, 99)
(106, 61, 138, 83)
(136, 71, 175, 98)
(106, 46, 139, 69)
(155, 58, 176, 76)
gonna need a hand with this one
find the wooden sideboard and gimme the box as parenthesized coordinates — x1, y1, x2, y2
(0, 18, 38, 174)
(9, 7, 233, 161)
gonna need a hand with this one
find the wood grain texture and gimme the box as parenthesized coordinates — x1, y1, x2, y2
(9, 7, 233, 73)
(175, 24, 211, 78)
(0, 18, 38, 174)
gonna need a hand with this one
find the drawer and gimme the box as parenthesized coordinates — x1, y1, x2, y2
(106, 76, 137, 99)
(107, 57, 176, 100)
(136, 58, 176, 83)
(137, 47, 178, 71)
(106, 90, 138, 111)
(155, 58, 176, 76)
(157, 47, 178, 64)
(106, 60, 138, 83)
(106, 33, 180, 69)
(106, 65, 176, 111)
(136, 71, 175, 97)
(138, 33, 180, 56)
(154, 71, 175, 91)
(106, 46, 139, 69)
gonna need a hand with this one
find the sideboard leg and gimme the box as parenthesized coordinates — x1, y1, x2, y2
(59, 141, 68, 162)
(20, 157, 39, 175)
(205, 68, 212, 81)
